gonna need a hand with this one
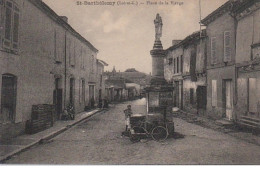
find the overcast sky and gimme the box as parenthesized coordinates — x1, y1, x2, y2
(43, 0, 228, 74)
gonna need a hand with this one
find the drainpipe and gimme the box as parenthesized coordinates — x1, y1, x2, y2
(229, 6, 238, 121)
(64, 30, 67, 109)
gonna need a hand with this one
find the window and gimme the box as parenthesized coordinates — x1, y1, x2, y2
(211, 37, 217, 64)
(91, 55, 95, 73)
(100, 75, 102, 87)
(80, 47, 84, 69)
(190, 88, 194, 105)
(224, 31, 231, 62)
(2, 0, 19, 51)
(212, 80, 217, 107)
(180, 55, 183, 73)
(249, 78, 257, 113)
(168, 58, 173, 65)
(173, 58, 176, 74)
(69, 41, 75, 67)
(82, 80, 85, 104)
(177, 57, 179, 73)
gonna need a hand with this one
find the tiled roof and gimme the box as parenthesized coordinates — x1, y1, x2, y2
(166, 29, 206, 51)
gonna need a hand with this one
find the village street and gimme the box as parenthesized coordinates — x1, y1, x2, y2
(5, 98, 260, 165)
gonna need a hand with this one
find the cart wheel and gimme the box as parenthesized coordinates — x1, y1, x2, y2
(151, 126, 168, 142)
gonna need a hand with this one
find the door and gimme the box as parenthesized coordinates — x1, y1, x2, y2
(1, 74, 17, 123)
(224, 80, 233, 120)
(174, 81, 179, 107)
(89, 85, 95, 107)
(69, 78, 75, 106)
(53, 78, 62, 119)
(197, 86, 207, 110)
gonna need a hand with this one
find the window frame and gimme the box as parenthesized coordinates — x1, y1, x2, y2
(211, 37, 217, 65)
(224, 31, 231, 62)
(211, 80, 217, 107)
(2, 0, 19, 51)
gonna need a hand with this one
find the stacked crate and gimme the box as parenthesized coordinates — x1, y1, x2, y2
(26, 104, 55, 134)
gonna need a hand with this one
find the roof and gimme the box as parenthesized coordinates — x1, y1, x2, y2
(97, 59, 108, 66)
(29, 0, 98, 52)
(105, 79, 126, 89)
(232, 0, 258, 14)
(166, 29, 206, 51)
(201, 1, 231, 25)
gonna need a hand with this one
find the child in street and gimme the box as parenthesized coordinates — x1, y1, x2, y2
(124, 105, 133, 131)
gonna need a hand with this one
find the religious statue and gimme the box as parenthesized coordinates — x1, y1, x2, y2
(154, 13, 163, 41)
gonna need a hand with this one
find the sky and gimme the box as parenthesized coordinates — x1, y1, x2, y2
(43, 0, 228, 74)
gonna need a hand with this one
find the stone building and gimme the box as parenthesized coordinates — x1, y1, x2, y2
(201, 1, 239, 121)
(0, 0, 103, 140)
(165, 40, 184, 109)
(181, 30, 207, 115)
(233, 0, 260, 128)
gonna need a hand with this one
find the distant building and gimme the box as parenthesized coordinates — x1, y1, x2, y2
(104, 67, 150, 89)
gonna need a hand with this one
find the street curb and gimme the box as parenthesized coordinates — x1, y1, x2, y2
(0, 109, 103, 163)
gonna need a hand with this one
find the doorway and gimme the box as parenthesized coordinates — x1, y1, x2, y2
(174, 81, 179, 107)
(89, 85, 95, 108)
(69, 78, 75, 106)
(1, 74, 17, 123)
(197, 86, 207, 114)
(53, 78, 62, 120)
(223, 79, 233, 120)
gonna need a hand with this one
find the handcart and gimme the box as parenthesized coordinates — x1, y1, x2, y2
(129, 85, 175, 142)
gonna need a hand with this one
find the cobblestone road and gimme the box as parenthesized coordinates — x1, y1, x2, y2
(5, 98, 260, 164)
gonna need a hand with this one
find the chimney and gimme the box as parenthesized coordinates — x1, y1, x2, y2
(60, 16, 68, 23)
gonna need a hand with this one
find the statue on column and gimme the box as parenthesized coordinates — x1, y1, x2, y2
(154, 13, 163, 41)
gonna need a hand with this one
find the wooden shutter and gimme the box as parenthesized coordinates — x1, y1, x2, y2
(224, 31, 231, 62)
(12, 4, 19, 50)
(212, 80, 217, 107)
(79, 80, 81, 103)
(190, 49, 197, 81)
(0, 0, 4, 48)
(211, 37, 217, 64)
(3, 1, 12, 49)
(249, 78, 257, 113)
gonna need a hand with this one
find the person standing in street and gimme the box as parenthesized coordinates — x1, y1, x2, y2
(124, 105, 133, 131)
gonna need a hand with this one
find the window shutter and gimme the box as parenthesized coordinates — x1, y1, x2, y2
(3, 1, 12, 49)
(249, 78, 257, 113)
(0, 0, 4, 48)
(224, 31, 231, 62)
(211, 37, 217, 64)
(79, 80, 81, 103)
(212, 80, 217, 107)
(12, 4, 19, 50)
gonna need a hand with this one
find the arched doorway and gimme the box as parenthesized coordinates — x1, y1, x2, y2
(53, 77, 62, 120)
(1, 74, 17, 123)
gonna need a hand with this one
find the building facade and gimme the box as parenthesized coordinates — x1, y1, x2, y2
(181, 30, 207, 115)
(234, 0, 260, 127)
(0, 0, 104, 140)
(201, 1, 237, 121)
(165, 42, 183, 109)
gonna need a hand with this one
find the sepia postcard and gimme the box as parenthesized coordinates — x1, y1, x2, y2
(0, 0, 259, 167)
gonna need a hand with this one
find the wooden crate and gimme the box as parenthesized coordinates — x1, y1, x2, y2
(26, 104, 55, 134)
